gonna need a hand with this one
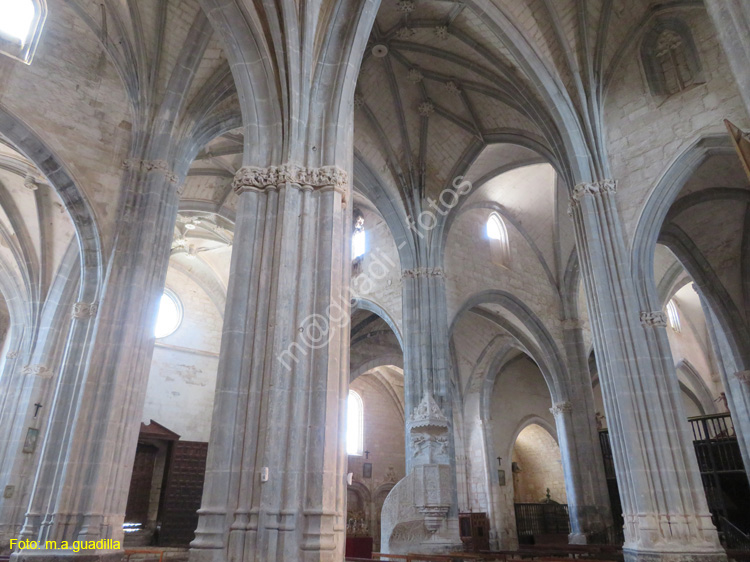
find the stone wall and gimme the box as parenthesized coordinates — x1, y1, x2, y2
(511, 424, 567, 504)
(0, 1, 131, 247)
(348, 371, 406, 546)
(351, 205, 403, 334)
(141, 265, 223, 442)
(348, 372, 405, 492)
(604, 7, 749, 242)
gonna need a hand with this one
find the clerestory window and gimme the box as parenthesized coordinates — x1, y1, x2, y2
(347, 390, 364, 456)
(486, 212, 510, 267)
(0, 0, 46, 64)
(666, 299, 681, 333)
(352, 211, 366, 260)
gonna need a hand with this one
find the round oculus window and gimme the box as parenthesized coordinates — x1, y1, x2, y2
(154, 290, 182, 339)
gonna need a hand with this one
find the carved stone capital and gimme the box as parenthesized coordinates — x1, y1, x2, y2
(22, 364, 51, 378)
(401, 267, 444, 279)
(232, 164, 348, 195)
(734, 370, 750, 385)
(640, 311, 668, 328)
(569, 179, 617, 211)
(123, 159, 179, 184)
(72, 302, 98, 319)
(549, 401, 573, 417)
(24, 175, 39, 191)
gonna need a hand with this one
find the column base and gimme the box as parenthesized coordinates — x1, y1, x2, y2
(11, 550, 123, 562)
(568, 532, 587, 545)
(623, 548, 727, 562)
(189, 548, 225, 562)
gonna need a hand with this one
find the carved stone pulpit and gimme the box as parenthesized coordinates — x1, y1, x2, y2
(407, 392, 452, 533)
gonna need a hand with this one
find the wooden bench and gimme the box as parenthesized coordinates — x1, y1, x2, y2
(727, 551, 750, 562)
(357, 553, 485, 562)
(479, 548, 622, 561)
(124, 549, 166, 562)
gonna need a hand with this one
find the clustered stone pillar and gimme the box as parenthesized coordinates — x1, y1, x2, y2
(378, 267, 461, 553)
(554, 320, 613, 544)
(726, 371, 750, 467)
(697, 296, 750, 484)
(569, 180, 725, 562)
(14, 157, 181, 558)
(189, 164, 351, 562)
(0, 249, 87, 547)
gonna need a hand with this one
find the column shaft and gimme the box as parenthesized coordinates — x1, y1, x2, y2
(570, 180, 724, 562)
(15, 159, 180, 557)
(553, 323, 613, 544)
(190, 165, 350, 562)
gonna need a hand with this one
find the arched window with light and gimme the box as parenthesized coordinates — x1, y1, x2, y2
(0, 0, 47, 64)
(486, 212, 510, 267)
(347, 390, 364, 456)
(666, 300, 681, 333)
(352, 209, 366, 260)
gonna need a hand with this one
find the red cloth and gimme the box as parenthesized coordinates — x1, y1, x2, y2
(345, 536, 373, 559)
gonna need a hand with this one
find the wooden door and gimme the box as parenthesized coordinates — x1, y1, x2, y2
(158, 441, 208, 546)
(125, 443, 158, 525)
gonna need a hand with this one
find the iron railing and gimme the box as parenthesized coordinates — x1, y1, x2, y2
(720, 516, 750, 551)
(514, 503, 570, 538)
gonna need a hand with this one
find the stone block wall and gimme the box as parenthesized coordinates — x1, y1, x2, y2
(348, 372, 406, 490)
(511, 423, 567, 504)
(141, 266, 223, 442)
(603, 8, 749, 242)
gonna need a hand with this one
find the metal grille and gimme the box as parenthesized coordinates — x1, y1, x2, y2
(514, 503, 570, 537)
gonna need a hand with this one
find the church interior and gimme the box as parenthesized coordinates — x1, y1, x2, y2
(0, 1, 749, 561)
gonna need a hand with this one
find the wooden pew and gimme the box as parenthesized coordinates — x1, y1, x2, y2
(727, 550, 750, 562)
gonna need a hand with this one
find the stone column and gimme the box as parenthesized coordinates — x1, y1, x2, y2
(705, 0, 750, 115)
(400, 269, 451, 416)
(725, 371, 750, 477)
(553, 321, 613, 544)
(189, 164, 351, 562)
(378, 269, 461, 554)
(14, 158, 181, 560)
(569, 180, 725, 562)
(0, 256, 83, 548)
(697, 289, 750, 483)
